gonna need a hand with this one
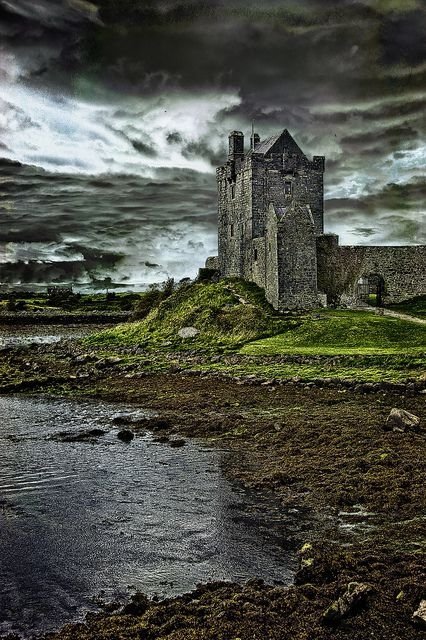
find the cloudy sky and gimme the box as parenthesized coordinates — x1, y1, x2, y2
(0, 0, 425, 287)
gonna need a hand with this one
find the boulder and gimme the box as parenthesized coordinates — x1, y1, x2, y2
(323, 582, 372, 624)
(122, 593, 150, 616)
(385, 408, 420, 433)
(50, 428, 106, 443)
(117, 429, 134, 442)
(169, 438, 186, 448)
(178, 326, 199, 339)
(153, 435, 170, 443)
(413, 599, 426, 627)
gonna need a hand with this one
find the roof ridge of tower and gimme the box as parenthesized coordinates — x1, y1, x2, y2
(251, 128, 306, 157)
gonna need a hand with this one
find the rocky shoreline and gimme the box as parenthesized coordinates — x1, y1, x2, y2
(0, 312, 131, 325)
(0, 325, 425, 639)
(1, 340, 425, 396)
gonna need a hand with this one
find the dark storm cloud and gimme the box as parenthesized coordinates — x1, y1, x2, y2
(0, 163, 217, 286)
(326, 178, 426, 244)
(327, 178, 426, 214)
(4, 1, 425, 132)
(0, 0, 425, 286)
(340, 125, 420, 157)
(0, 0, 100, 28)
(0, 0, 101, 78)
(316, 95, 426, 126)
(379, 9, 426, 66)
(181, 139, 225, 168)
(3, 1, 423, 93)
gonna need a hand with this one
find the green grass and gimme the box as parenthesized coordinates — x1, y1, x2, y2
(191, 355, 425, 383)
(387, 295, 426, 320)
(86, 279, 294, 352)
(241, 310, 426, 356)
(88, 282, 426, 362)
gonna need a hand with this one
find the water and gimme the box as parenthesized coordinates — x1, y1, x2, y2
(0, 325, 102, 349)
(0, 395, 296, 637)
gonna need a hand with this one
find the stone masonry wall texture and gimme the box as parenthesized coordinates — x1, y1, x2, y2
(211, 129, 426, 309)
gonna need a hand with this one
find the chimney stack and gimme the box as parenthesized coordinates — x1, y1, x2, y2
(251, 132, 260, 150)
(228, 131, 244, 160)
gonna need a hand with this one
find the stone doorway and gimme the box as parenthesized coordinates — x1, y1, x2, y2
(356, 274, 385, 307)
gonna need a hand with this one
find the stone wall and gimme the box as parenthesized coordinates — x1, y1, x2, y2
(217, 164, 243, 277)
(217, 130, 331, 310)
(294, 157, 324, 235)
(317, 235, 426, 304)
(251, 237, 267, 290)
(205, 256, 219, 270)
(217, 154, 253, 279)
(275, 204, 319, 309)
(265, 208, 279, 308)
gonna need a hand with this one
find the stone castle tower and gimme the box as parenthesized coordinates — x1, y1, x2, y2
(206, 128, 426, 310)
(216, 129, 325, 309)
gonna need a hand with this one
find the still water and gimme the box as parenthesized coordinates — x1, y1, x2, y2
(0, 325, 102, 349)
(0, 395, 295, 637)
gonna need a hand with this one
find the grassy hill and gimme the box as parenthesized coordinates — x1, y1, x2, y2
(87, 279, 295, 351)
(88, 280, 425, 359)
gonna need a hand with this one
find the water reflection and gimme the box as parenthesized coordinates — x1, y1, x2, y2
(0, 396, 295, 637)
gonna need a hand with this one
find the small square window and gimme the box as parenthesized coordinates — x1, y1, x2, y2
(284, 181, 292, 195)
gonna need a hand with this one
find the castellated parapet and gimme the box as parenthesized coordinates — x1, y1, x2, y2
(208, 128, 426, 310)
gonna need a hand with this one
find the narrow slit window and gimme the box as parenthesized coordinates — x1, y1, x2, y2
(231, 184, 236, 199)
(254, 248, 258, 261)
(230, 223, 235, 237)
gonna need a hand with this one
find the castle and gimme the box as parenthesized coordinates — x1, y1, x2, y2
(205, 129, 426, 309)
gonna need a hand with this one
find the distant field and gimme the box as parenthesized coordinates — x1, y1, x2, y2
(241, 310, 426, 356)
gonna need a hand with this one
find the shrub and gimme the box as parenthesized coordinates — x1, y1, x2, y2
(132, 277, 177, 320)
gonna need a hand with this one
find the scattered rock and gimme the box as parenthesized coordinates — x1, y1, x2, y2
(113, 414, 138, 425)
(323, 582, 372, 624)
(96, 356, 123, 369)
(122, 593, 150, 616)
(153, 435, 170, 443)
(384, 408, 420, 433)
(112, 413, 152, 426)
(117, 429, 134, 442)
(50, 428, 106, 443)
(125, 417, 172, 431)
(413, 599, 426, 627)
(178, 326, 200, 339)
(169, 438, 186, 448)
(74, 354, 94, 364)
